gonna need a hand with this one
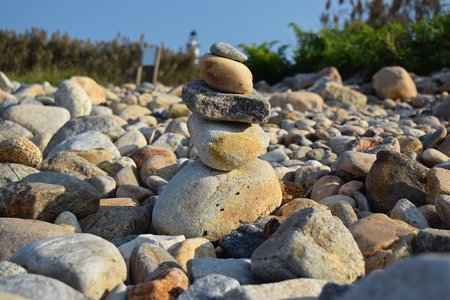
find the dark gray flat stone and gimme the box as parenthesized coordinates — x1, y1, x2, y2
(182, 80, 270, 124)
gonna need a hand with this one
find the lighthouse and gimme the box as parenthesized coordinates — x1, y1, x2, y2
(186, 30, 200, 64)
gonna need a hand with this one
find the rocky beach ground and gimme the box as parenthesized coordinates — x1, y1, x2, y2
(0, 42, 450, 299)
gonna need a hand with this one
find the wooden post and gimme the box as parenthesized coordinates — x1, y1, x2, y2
(136, 65, 143, 85)
(152, 46, 162, 86)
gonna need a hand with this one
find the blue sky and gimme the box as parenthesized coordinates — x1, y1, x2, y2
(0, 0, 327, 54)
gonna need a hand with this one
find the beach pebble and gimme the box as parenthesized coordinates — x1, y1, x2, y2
(199, 54, 253, 94)
(210, 42, 247, 62)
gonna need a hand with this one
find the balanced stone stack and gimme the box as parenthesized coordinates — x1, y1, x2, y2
(152, 42, 282, 241)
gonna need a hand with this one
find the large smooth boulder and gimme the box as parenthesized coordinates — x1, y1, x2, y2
(152, 159, 282, 241)
(12, 233, 127, 300)
(372, 66, 417, 100)
(251, 208, 365, 284)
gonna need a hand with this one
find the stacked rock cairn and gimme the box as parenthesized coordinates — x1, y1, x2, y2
(152, 42, 282, 241)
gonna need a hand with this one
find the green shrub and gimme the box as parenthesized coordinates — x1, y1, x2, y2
(240, 14, 450, 82)
(0, 28, 198, 86)
(239, 41, 293, 84)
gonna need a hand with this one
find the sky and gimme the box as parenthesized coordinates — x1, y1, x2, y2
(0, 0, 327, 55)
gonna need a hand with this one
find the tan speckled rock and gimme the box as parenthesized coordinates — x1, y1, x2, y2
(187, 114, 269, 171)
(251, 208, 365, 283)
(349, 213, 418, 273)
(269, 91, 324, 111)
(199, 54, 253, 94)
(71, 76, 106, 105)
(171, 238, 216, 271)
(68, 148, 113, 165)
(372, 66, 417, 100)
(0, 137, 42, 168)
(152, 159, 282, 241)
(274, 198, 331, 219)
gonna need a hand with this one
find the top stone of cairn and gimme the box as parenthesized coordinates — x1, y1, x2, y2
(210, 42, 248, 63)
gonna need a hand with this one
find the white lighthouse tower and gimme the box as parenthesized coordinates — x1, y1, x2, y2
(186, 30, 200, 64)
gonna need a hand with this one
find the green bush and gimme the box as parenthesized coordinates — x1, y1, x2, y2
(0, 28, 198, 86)
(240, 14, 450, 82)
(238, 41, 293, 84)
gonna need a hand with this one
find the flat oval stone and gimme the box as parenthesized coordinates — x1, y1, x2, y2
(3, 105, 70, 136)
(152, 159, 282, 241)
(187, 114, 269, 171)
(210, 42, 247, 62)
(182, 80, 270, 124)
(199, 54, 252, 94)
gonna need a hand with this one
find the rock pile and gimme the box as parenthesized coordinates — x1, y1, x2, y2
(152, 42, 282, 241)
(1, 45, 450, 299)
